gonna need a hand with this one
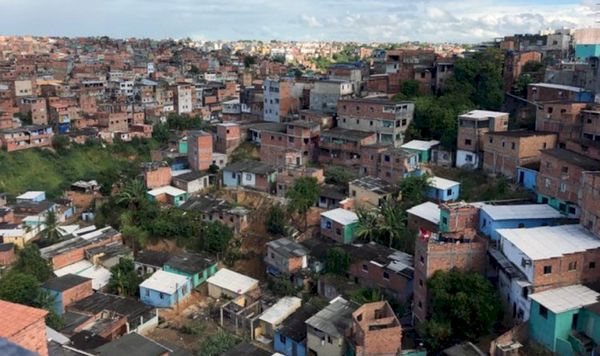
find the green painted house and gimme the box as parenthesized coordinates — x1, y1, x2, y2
(320, 208, 358, 244)
(163, 251, 218, 288)
(400, 140, 440, 163)
(529, 285, 600, 355)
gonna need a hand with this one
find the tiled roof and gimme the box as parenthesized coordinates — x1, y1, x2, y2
(0, 300, 47, 338)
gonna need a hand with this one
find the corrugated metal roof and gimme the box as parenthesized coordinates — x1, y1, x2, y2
(407, 201, 440, 224)
(499, 224, 600, 260)
(321, 208, 358, 225)
(529, 285, 599, 314)
(482, 204, 563, 220)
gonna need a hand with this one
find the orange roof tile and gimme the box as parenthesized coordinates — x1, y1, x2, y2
(0, 300, 47, 337)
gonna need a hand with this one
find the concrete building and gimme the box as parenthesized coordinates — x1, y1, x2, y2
(337, 98, 414, 147)
(222, 160, 277, 192)
(320, 208, 359, 244)
(139, 270, 191, 308)
(493, 224, 600, 321)
(529, 285, 600, 355)
(305, 297, 359, 356)
(163, 251, 218, 288)
(142, 162, 172, 189)
(265, 237, 309, 277)
(274, 303, 320, 356)
(174, 84, 193, 114)
(401, 139, 440, 163)
(256, 296, 302, 340)
(348, 176, 395, 209)
(483, 131, 557, 179)
(206, 268, 259, 299)
(309, 80, 354, 114)
(528, 83, 594, 103)
(146, 186, 188, 207)
(260, 120, 320, 167)
(264, 78, 300, 122)
(456, 110, 509, 169)
(319, 128, 377, 167)
(425, 176, 460, 202)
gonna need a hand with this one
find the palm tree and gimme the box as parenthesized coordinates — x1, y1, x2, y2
(378, 199, 407, 248)
(43, 210, 60, 243)
(115, 179, 147, 210)
(355, 208, 379, 243)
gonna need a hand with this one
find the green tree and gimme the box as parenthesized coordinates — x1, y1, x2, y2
(197, 330, 239, 356)
(108, 258, 142, 297)
(201, 221, 233, 254)
(52, 135, 70, 152)
(399, 174, 431, 207)
(422, 270, 502, 351)
(326, 247, 350, 275)
(243, 55, 256, 68)
(266, 204, 287, 235)
(378, 199, 407, 248)
(286, 177, 321, 231)
(0, 271, 64, 329)
(400, 79, 420, 98)
(513, 73, 534, 97)
(355, 208, 379, 243)
(12, 244, 54, 282)
(324, 165, 356, 186)
(116, 179, 147, 211)
(43, 210, 60, 243)
(350, 288, 382, 304)
(269, 273, 298, 296)
(189, 64, 200, 74)
(152, 123, 170, 143)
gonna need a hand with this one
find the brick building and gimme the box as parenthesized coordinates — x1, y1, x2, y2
(42, 274, 93, 314)
(492, 224, 600, 321)
(336, 98, 414, 147)
(456, 110, 509, 168)
(0, 125, 53, 152)
(260, 120, 320, 167)
(187, 130, 213, 171)
(40, 226, 122, 270)
(413, 202, 487, 324)
(215, 123, 241, 154)
(263, 78, 300, 122)
(503, 51, 542, 91)
(581, 108, 600, 142)
(18, 97, 47, 125)
(536, 148, 600, 217)
(318, 127, 377, 167)
(0, 300, 48, 356)
(483, 131, 557, 178)
(344, 242, 414, 303)
(350, 301, 402, 356)
(535, 101, 587, 143)
(0, 242, 16, 266)
(580, 171, 600, 236)
(142, 162, 172, 189)
(528, 83, 594, 103)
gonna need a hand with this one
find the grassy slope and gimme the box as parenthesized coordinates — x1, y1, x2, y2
(0, 140, 156, 198)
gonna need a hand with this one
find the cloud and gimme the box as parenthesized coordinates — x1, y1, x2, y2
(0, 0, 592, 42)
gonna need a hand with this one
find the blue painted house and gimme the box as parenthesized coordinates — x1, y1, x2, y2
(274, 303, 320, 356)
(163, 251, 218, 288)
(576, 44, 600, 60)
(517, 163, 539, 191)
(41, 274, 92, 315)
(139, 270, 191, 308)
(479, 203, 564, 241)
(529, 285, 600, 355)
(425, 176, 460, 202)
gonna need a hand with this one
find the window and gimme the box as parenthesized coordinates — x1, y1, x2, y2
(270, 252, 275, 259)
(465, 139, 472, 145)
(559, 182, 567, 193)
(442, 217, 448, 225)
(518, 223, 525, 228)
(590, 262, 596, 269)
(521, 258, 527, 268)
(522, 287, 528, 299)
(369, 120, 373, 126)
(419, 279, 423, 286)
(362, 264, 368, 272)
(418, 301, 422, 308)
(159, 293, 164, 299)
(465, 154, 473, 162)
(325, 221, 331, 229)
(543, 265, 552, 274)
(145, 289, 150, 297)
(335, 228, 341, 235)
(489, 137, 493, 143)
(420, 255, 424, 263)
(384, 155, 390, 162)
(383, 271, 389, 280)
(568, 261, 577, 271)
(539, 305, 548, 319)
(279, 334, 286, 344)
(561, 166, 569, 174)
(511, 142, 516, 150)
(543, 142, 547, 149)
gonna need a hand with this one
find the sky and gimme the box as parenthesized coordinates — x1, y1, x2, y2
(0, 0, 597, 43)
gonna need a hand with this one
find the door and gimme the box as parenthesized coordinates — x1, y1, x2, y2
(519, 171, 525, 184)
